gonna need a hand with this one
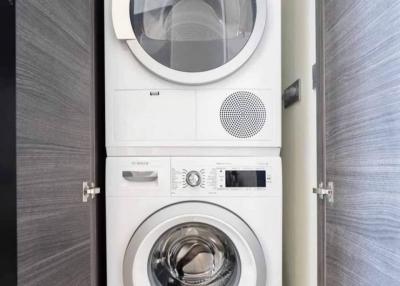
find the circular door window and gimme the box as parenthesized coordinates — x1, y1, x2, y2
(113, 0, 267, 84)
(149, 223, 240, 285)
(123, 202, 267, 286)
(130, 0, 257, 73)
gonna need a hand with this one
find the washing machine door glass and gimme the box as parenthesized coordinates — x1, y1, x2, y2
(130, 0, 258, 73)
(148, 223, 240, 286)
(123, 202, 267, 286)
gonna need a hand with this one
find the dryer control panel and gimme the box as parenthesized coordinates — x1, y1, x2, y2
(171, 157, 278, 196)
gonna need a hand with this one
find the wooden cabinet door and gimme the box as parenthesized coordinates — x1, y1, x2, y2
(316, 1, 400, 285)
(16, 1, 100, 285)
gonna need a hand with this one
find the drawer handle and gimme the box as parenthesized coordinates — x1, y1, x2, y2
(122, 171, 158, 182)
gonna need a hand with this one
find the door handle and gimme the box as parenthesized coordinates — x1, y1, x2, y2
(122, 171, 158, 182)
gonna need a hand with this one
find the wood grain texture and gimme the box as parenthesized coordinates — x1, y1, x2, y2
(16, 0, 95, 285)
(324, 0, 400, 285)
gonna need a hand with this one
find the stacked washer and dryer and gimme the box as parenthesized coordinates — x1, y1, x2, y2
(105, 0, 282, 285)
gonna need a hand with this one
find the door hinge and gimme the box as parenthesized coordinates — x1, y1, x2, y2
(312, 63, 318, 90)
(82, 181, 100, 202)
(313, 182, 334, 204)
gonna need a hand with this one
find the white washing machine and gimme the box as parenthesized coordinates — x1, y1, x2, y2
(105, 0, 281, 155)
(106, 156, 282, 286)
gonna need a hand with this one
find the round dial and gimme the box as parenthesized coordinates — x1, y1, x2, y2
(186, 171, 202, 187)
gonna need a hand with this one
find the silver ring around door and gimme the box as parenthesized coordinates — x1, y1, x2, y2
(123, 201, 267, 286)
(112, 0, 268, 84)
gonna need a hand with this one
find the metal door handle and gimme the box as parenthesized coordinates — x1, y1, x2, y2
(122, 171, 158, 182)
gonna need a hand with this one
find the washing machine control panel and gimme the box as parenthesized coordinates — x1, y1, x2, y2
(108, 157, 280, 197)
(171, 157, 277, 196)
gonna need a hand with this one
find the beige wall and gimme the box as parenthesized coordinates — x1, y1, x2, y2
(281, 0, 317, 286)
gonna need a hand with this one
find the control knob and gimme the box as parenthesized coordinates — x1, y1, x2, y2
(186, 171, 201, 187)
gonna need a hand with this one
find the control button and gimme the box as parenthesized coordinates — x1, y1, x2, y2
(186, 171, 201, 187)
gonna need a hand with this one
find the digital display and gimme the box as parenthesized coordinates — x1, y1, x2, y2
(225, 170, 266, 188)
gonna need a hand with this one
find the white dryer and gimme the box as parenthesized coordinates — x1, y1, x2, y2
(106, 0, 280, 85)
(106, 156, 282, 286)
(105, 0, 281, 155)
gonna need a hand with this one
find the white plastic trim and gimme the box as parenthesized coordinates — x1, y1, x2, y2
(122, 0, 267, 85)
(112, 0, 135, 39)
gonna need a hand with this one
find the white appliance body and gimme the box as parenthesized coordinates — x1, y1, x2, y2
(106, 156, 282, 286)
(105, 0, 282, 155)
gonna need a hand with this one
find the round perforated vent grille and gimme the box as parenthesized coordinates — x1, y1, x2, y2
(220, 91, 266, 138)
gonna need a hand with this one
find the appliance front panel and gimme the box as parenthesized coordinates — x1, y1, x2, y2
(106, 0, 281, 90)
(107, 89, 281, 151)
(106, 196, 282, 286)
(106, 156, 282, 198)
(112, 90, 196, 142)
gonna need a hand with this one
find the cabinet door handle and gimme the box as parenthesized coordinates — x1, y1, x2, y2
(122, 171, 158, 182)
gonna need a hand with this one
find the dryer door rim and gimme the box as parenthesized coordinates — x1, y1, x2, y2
(123, 201, 267, 286)
(111, 0, 268, 85)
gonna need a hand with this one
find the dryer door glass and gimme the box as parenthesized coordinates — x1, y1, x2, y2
(148, 222, 241, 285)
(130, 0, 257, 72)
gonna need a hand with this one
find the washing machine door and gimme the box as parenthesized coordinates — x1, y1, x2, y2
(123, 202, 266, 286)
(112, 0, 267, 84)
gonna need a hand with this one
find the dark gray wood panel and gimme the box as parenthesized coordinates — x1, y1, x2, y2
(16, 0, 96, 285)
(323, 0, 400, 285)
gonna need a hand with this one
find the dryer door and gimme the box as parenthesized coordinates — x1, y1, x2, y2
(123, 202, 266, 286)
(112, 0, 267, 84)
